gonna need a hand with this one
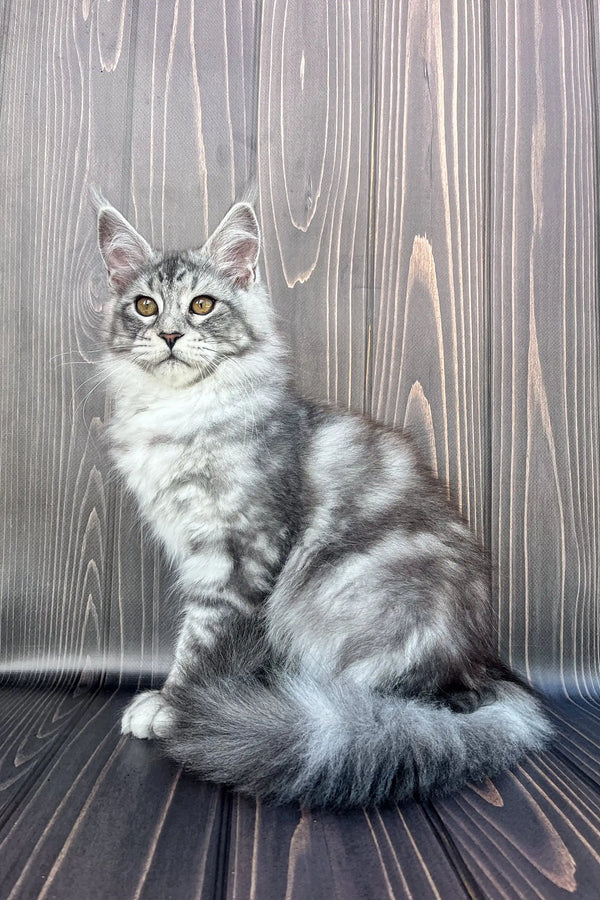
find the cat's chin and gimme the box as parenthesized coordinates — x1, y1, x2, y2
(148, 358, 209, 388)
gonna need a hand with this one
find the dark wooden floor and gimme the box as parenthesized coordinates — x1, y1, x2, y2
(0, 684, 598, 899)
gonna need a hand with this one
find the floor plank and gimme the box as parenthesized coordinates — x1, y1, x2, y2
(431, 705, 600, 899)
(0, 690, 228, 900)
(228, 797, 470, 899)
(2, 688, 600, 899)
(544, 697, 600, 792)
(0, 684, 101, 829)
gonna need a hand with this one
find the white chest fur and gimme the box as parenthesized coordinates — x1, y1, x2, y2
(109, 376, 276, 574)
(116, 413, 235, 554)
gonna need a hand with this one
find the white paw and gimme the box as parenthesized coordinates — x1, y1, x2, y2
(121, 690, 175, 740)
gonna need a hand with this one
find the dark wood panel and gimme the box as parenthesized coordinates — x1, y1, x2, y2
(134, 781, 226, 900)
(369, 0, 488, 538)
(2, 689, 600, 899)
(546, 697, 600, 789)
(0, 685, 98, 829)
(227, 797, 470, 899)
(490, 0, 600, 689)
(0, 688, 468, 900)
(433, 749, 600, 899)
(0, 689, 123, 897)
(0, 689, 229, 900)
(257, 0, 371, 411)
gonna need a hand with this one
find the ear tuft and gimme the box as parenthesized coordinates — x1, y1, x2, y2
(204, 203, 260, 288)
(95, 195, 153, 292)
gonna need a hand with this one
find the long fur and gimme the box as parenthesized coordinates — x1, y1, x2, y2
(161, 615, 551, 809)
(96, 198, 553, 810)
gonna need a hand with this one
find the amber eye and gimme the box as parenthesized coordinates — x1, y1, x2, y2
(190, 296, 215, 316)
(135, 296, 158, 317)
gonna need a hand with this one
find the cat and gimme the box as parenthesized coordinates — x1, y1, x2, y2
(95, 194, 552, 809)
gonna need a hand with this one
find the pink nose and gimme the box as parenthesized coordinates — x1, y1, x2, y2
(160, 332, 183, 349)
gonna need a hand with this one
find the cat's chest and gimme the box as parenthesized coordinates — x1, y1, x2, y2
(112, 417, 254, 558)
(117, 434, 245, 508)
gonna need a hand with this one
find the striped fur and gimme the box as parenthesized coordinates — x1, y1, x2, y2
(96, 198, 552, 808)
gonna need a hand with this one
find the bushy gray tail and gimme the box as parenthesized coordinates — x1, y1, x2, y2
(161, 660, 552, 809)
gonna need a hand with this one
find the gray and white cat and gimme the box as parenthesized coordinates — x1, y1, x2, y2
(95, 196, 551, 808)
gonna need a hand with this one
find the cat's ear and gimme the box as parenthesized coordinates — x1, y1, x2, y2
(95, 195, 153, 291)
(204, 203, 260, 288)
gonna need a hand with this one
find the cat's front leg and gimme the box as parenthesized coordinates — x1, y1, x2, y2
(121, 690, 175, 739)
(121, 599, 241, 740)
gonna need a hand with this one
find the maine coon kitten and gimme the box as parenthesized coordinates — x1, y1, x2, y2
(95, 196, 551, 808)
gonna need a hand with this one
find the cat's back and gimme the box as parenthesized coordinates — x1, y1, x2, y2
(299, 402, 481, 571)
(269, 402, 490, 686)
(301, 402, 426, 521)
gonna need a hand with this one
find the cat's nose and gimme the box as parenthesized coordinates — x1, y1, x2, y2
(160, 332, 183, 349)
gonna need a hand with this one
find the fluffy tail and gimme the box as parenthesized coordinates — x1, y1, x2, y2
(161, 635, 551, 809)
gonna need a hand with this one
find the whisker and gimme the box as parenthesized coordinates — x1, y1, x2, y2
(49, 345, 132, 365)
(71, 354, 146, 422)
(49, 349, 101, 359)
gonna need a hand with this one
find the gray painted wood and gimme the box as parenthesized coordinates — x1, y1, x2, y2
(490, 0, 600, 693)
(369, 0, 488, 545)
(0, 0, 598, 697)
(1, 4, 600, 896)
(0, 0, 136, 681)
(257, 0, 371, 411)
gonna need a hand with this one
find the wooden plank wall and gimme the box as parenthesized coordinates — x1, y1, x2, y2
(490, 0, 600, 697)
(0, 0, 598, 695)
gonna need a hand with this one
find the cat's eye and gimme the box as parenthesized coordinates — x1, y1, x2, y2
(190, 296, 215, 316)
(135, 296, 158, 317)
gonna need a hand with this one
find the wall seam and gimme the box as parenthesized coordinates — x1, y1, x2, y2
(584, 0, 600, 693)
(363, 0, 379, 418)
(482, 0, 493, 579)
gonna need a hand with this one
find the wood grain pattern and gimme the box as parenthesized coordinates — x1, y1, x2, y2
(1, 2, 600, 895)
(226, 799, 472, 899)
(369, 0, 488, 540)
(1, 0, 598, 693)
(546, 697, 600, 789)
(257, 0, 371, 411)
(0, 689, 222, 899)
(433, 755, 600, 898)
(0, 0, 135, 680)
(1, 689, 599, 899)
(0, 685, 97, 830)
(490, 0, 600, 690)
(0, 0, 258, 683)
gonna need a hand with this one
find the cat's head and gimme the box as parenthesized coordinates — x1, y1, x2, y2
(96, 196, 276, 388)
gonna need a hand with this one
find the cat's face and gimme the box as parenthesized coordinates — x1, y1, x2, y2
(96, 200, 269, 388)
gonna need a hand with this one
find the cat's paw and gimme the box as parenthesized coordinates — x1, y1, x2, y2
(121, 690, 175, 739)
